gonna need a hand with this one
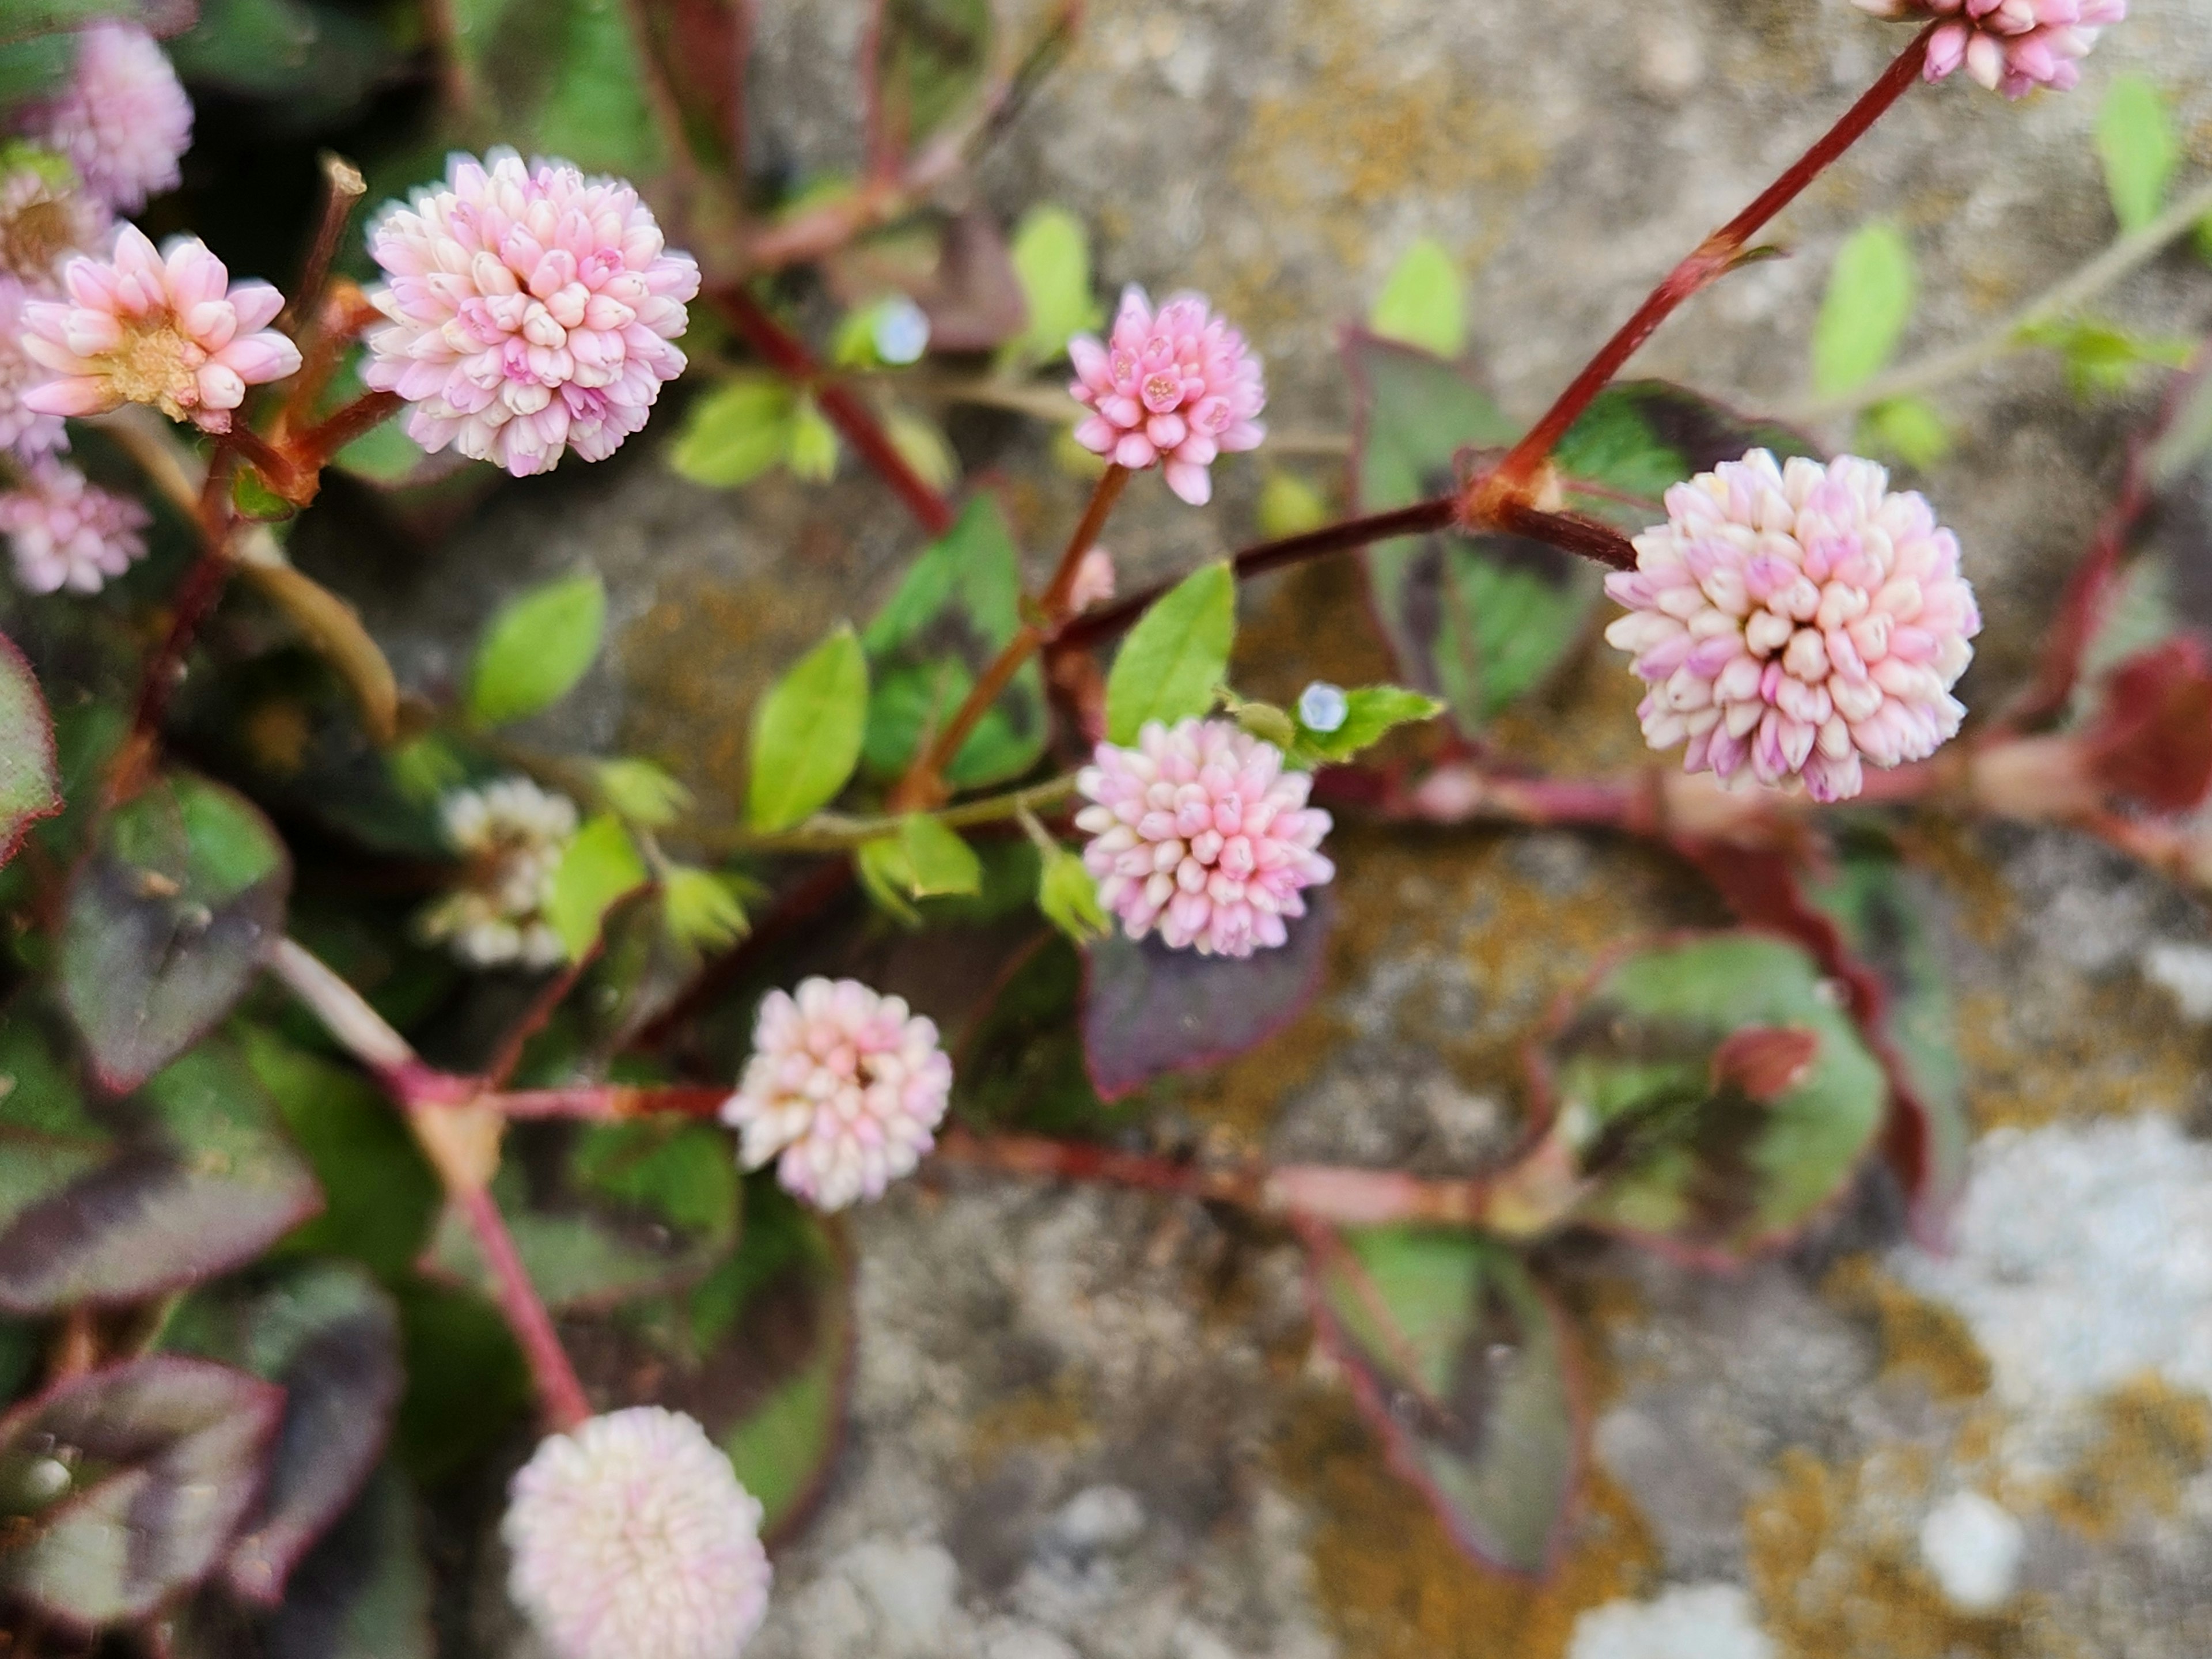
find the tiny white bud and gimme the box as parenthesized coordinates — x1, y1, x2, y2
(1298, 681, 1349, 733)
(873, 296, 931, 365)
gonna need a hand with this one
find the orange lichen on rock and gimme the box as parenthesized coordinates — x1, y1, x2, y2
(2042, 1374, 2212, 1539)
(1823, 1255, 1994, 1403)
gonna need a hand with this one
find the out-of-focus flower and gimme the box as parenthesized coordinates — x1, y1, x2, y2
(26, 22, 192, 213)
(416, 777, 577, 969)
(503, 1407, 771, 1659)
(0, 277, 67, 458)
(1297, 681, 1349, 734)
(1075, 718, 1334, 956)
(721, 977, 952, 1211)
(19, 227, 298, 433)
(1603, 450, 1980, 803)
(0, 454, 147, 593)
(1853, 0, 2124, 97)
(1066, 545, 1116, 612)
(362, 150, 701, 479)
(1069, 286, 1266, 506)
(0, 160, 109, 289)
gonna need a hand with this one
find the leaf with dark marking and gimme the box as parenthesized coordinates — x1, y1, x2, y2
(1306, 1227, 1579, 1575)
(0, 629, 59, 869)
(0, 1356, 284, 1628)
(1082, 893, 1332, 1100)
(59, 770, 291, 1093)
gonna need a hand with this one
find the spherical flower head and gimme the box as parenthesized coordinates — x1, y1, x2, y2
(1854, 0, 2125, 97)
(722, 978, 952, 1211)
(1603, 450, 1980, 804)
(503, 1407, 771, 1659)
(1075, 718, 1335, 956)
(18, 226, 300, 433)
(0, 455, 148, 594)
(1069, 286, 1266, 506)
(30, 22, 192, 213)
(0, 276, 67, 459)
(0, 160, 111, 289)
(416, 777, 578, 968)
(361, 150, 702, 479)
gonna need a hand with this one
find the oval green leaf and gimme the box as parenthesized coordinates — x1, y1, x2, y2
(748, 625, 869, 831)
(466, 571, 606, 728)
(1104, 560, 1234, 744)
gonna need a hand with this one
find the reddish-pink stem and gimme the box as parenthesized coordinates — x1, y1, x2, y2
(1481, 24, 1935, 501)
(710, 286, 957, 536)
(449, 1179, 592, 1431)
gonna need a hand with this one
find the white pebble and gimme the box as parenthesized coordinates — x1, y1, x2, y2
(1918, 1490, 2026, 1613)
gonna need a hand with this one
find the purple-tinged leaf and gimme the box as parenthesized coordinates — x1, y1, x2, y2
(220, 1266, 404, 1605)
(59, 770, 291, 1094)
(1082, 892, 1333, 1101)
(1535, 933, 1887, 1264)
(1551, 380, 1820, 533)
(0, 1031, 324, 1315)
(1306, 1226, 1580, 1575)
(0, 629, 59, 870)
(0, 1356, 283, 1628)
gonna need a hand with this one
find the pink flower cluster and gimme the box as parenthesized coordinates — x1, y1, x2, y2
(1855, 0, 2124, 96)
(0, 454, 148, 594)
(362, 151, 701, 478)
(20, 226, 299, 433)
(24, 22, 192, 214)
(722, 978, 953, 1212)
(1603, 450, 1980, 804)
(0, 278, 66, 459)
(1069, 287, 1266, 506)
(1075, 718, 1335, 957)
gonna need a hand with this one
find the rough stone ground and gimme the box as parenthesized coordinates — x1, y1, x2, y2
(317, 1, 2212, 1652)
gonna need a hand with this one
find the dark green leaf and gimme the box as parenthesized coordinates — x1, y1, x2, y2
(59, 771, 291, 1093)
(1812, 222, 1915, 398)
(748, 625, 869, 830)
(390, 1280, 529, 1487)
(546, 812, 648, 960)
(2098, 74, 2176, 233)
(0, 629, 60, 869)
(1543, 933, 1887, 1260)
(263, 1467, 433, 1659)
(467, 571, 606, 728)
(168, 0, 402, 126)
(1369, 238, 1465, 360)
(1, 0, 181, 49)
(0, 1357, 285, 1626)
(449, 0, 661, 178)
(1308, 1229, 1577, 1575)
(1104, 560, 1234, 743)
(862, 498, 1046, 789)
(0, 1030, 324, 1314)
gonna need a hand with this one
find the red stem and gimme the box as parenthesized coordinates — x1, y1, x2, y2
(1483, 24, 1936, 499)
(709, 286, 957, 536)
(449, 1179, 593, 1431)
(127, 444, 243, 748)
(298, 390, 404, 469)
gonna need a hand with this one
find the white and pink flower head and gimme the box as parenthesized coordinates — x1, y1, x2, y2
(722, 977, 953, 1213)
(1603, 450, 1980, 804)
(18, 226, 300, 433)
(0, 454, 149, 595)
(0, 161, 111, 290)
(1075, 718, 1335, 957)
(1854, 0, 2125, 97)
(0, 276, 67, 459)
(26, 22, 192, 214)
(361, 150, 702, 479)
(1069, 286, 1266, 506)
(503, 1406, 771, 1659)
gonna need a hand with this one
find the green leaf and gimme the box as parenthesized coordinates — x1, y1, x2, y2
(901, 814, 982, 896)
(1544, 933, 1888, 1260)
(1813, 222, 1915, 398)
(1256, 469, 1331, 540)
(466, 571, 606, 728)
(261, 1467, 433, 1659)
(594, 756, 692, 827)
(2019, 316, 2195, 397)
(389, 1280, 528, 1486)
(2, 0, 171, 47)
(862, 498, 1046, 789)
(0, 1358, 285, 1626)
(1104, 561, 1235, 743)
(241, 1025, 438, 1283)
(544, 812, 647, 960)
(661, 864, 751, 951)
(885, 406, 960, 490)
(669, 374, 796, 487)
(0, 630, 60, 869)
(1309, 1230, 1577, 1574)
(998, 204, 1104, 370)
(514, 0, 662, 176)
(1036, 843, 1108, 944)
(571, 1119, 741, 1246)
(1859, 396, 1951, 469)
(787, 394, 840, 482)
(233, 465, 297, 524)
(748, 625, 869, 831)
(168, 0, 403, 126)
(1292, 685, 1444, 765)
(59, 771, 291, 1093)
(855, 835, 922, 925)
(1369, 238, 1466, 360)
(2098, 74, 2176, 233)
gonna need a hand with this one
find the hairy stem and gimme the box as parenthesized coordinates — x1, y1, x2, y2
(1789, 176, 2212, 423)
(1480, 23, 1935, 502)
(709, 286, 957, 535)
(277, 152, 368, 338)
(891, 466, 1128, 809)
